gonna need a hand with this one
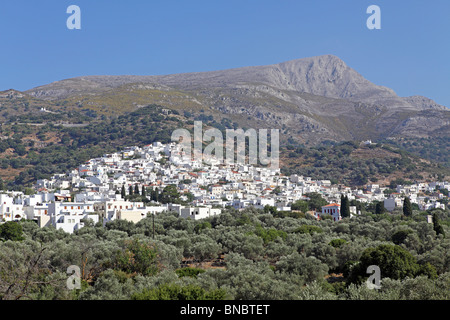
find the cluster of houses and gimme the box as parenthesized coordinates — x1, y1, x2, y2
(0, 142, 447, 233)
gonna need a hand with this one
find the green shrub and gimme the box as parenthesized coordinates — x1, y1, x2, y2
(0, 221, 24, 241)
(175, 267, 206, 278)
(131, 283, 227, 300)
(328, 239, 347, 248)
(294, 225, 323, 235)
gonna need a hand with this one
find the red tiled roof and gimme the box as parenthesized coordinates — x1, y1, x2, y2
(323, 203, 340, 207)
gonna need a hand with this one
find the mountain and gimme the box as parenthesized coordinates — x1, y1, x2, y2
(18, 54, 450, 151)
(24, 55, 437, 105)
(26, 55, 446, 108)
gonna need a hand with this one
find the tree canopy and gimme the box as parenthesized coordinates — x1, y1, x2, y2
(0, 206, 448, 301)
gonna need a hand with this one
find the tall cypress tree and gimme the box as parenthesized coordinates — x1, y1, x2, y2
(141, 185, 147, 198)
(375, 201, 385, 215)
(149, 187, 155, 201)
(432, 212, 446, 238)
(135, 184, 140, 195)
(121, 185, 126, 199)
(154, 187, 159, 202)
(129, 185, 133, 197)
(341, 194, 350, 218)
(403, 197, 412, 217)
(344, 196, 350, 217)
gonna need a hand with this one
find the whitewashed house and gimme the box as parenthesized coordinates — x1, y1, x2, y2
(180, 207, 221, 220)
(48, 202, 98, 233)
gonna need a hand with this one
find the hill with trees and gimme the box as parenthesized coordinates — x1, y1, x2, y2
(0, 100, 447, 191)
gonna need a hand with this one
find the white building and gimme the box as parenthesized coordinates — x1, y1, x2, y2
(23, 203, 51, 227)
(0, 194, 25, 222)
(48, 202, 98, 234)
(180, 207, 221, 220)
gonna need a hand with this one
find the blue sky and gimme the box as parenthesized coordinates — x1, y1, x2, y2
(1, 0, 449, 107)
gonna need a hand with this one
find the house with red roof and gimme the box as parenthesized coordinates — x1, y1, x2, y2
(321, 203, 341, 221)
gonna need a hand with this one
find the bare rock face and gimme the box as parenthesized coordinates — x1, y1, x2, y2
(0, 89, 25, 99)
(276, 55, 396, 102)
(402, 95, 447, 111)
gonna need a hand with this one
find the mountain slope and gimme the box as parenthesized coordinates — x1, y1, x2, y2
(19, 54, 450, 156)
(26, 55, 422, 105)
(27, 55, 447, 109)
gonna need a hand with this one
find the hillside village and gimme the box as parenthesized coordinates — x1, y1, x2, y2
(0, 141, 448, 233)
